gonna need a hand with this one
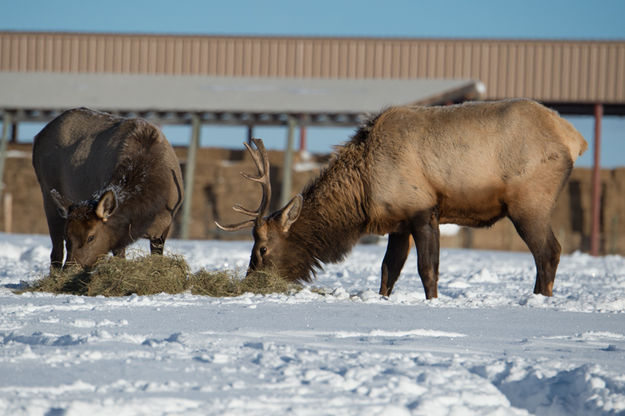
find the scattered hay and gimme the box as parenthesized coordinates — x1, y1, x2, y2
(26, 263, 91, 295)
(191, 269, 300, 297)
(22, 254, 300, 298)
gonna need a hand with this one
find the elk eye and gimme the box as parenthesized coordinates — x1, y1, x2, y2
(87, 235, 95, 243)
(259, 246, 268, 256)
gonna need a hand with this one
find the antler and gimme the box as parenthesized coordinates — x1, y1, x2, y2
(215, 138, 272, 231)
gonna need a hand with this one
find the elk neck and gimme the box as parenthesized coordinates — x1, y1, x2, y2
(284, 142, 371, 277)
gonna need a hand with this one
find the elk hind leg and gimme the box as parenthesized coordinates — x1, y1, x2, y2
(412, 210, 440, 300)
(510, 215, 560, 296)
(379, 231, 411, 296)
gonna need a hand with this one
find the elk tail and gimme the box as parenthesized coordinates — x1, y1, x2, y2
(559, 117, 589, 161)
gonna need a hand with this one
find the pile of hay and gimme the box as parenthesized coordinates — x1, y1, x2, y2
(23, 254, 300, 297)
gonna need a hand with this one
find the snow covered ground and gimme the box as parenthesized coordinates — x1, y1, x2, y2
(1, 232, 624, 416)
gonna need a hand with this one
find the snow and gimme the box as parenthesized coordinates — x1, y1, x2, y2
(1, 232, 624, 416)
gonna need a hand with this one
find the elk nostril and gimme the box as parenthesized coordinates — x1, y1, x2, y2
(248, 256, 260, 273)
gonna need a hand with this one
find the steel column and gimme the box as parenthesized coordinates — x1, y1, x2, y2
(0, 112, 11, 195)
(590, 103, 603, 256)
(247, 124, 254, 145)
(281, 117, 296, 207)
(10, 121, 17, 143)
(299, 115, 307, 152)
(180, 114, 201, 240)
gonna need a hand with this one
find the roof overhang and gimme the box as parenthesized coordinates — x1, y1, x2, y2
(0, 72, 484, 126)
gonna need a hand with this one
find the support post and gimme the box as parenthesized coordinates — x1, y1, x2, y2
(590, 103, 603, 256)
(247, 124, 254, 146)
(0, 112, 11, 197)
(298, 115, 307, 152)
(10, 120, 18, 143)
(180, 113, 201, 240)
(3, 193, 11, 233)
(281, 117, 296, 207)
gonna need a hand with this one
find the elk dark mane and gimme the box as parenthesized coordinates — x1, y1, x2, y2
(351, 110, 387, 144)
(284, 129, 374, 281)
(98, 121, 174, 250)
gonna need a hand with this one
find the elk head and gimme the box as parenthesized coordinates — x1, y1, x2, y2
(216, 138, 302, 278)
(51, 188, 119, 268)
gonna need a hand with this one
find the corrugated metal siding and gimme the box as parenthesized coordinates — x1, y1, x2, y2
(1, 32, 624, 103)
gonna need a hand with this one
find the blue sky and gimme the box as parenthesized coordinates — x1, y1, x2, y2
(2, 0, 624, 166)
(3, 0, 625, 40)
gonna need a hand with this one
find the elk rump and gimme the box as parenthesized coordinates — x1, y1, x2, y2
(218, 99, 588, 299)
(33, 108, 183, 268)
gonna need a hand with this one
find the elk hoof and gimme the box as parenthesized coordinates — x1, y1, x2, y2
(533, 280, 554, 297)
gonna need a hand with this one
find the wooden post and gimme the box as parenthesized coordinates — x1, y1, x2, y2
(281, 117, 296, 207)
(180, 113, 201, 240)
(590, 103, 603, 256)
(0, 112, 11, 197)
(3, 193, 11, 233)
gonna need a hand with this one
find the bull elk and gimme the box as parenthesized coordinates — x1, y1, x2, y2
(217, 99, 588, 299)
(33, 107, 183, 268)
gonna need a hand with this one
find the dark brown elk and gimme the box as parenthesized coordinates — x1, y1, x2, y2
(33, 107, 183, 269)
(218, 99, 588, 299)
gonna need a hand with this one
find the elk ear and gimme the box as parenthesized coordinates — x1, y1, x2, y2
(95, 190, 118, 222)
(50, 189, 71, 219)
(279, 194, 303, 233)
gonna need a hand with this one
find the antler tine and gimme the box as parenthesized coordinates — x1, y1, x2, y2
(246, 138, 272, 220)
(243, 139, 270, 181)
(240, 172, 267, 183)
(214, 138, 272, 232)
(232, 203, 259, 217)
(214, 219, 255, 232)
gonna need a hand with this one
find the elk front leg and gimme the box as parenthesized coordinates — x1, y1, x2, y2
(149, 226, 170, 256)
(379, 231, 411, 296)
(149, 237, 165, 255)
(44, 206, 65, 269)
(50, 230, 65, 270)
(412, 210, 440, 299)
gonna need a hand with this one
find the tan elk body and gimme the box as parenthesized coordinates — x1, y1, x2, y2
(218, 99, 588, 298)
(33, 108, 183, 268)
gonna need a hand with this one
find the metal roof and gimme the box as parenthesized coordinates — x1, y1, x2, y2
(2, 32, 624, 112)
(0, 71, 483, 126)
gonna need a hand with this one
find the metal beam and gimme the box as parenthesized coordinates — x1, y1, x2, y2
(180, 113, 201, 240)
(3, 107, 371, 128)
(590, 103, 603, 256)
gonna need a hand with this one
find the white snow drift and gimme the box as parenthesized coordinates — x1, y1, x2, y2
(0, 233, 624, 415)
